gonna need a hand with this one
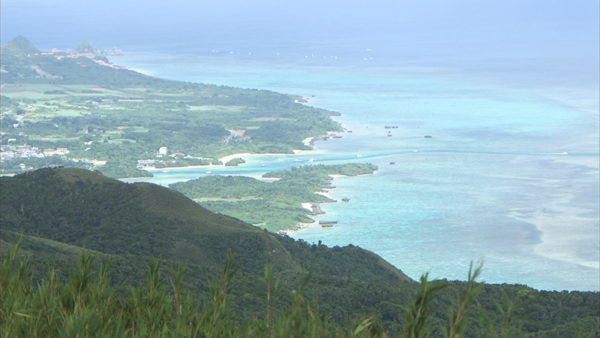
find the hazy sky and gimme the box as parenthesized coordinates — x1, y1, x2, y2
(1, 0, 598, 87)
(2, 0, 597, 48)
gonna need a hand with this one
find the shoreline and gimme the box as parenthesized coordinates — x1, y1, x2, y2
(281, 170, 378, 235)
(123, 100, 345, 178)
(127, 125, 358, 235)
(135, 151, 298, 173)
(137, 129, 343, 174)
(279, 188, 337, 235)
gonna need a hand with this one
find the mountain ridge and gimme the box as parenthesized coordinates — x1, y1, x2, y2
(1, 167, 598, 335)
(0, 167, 422, 330)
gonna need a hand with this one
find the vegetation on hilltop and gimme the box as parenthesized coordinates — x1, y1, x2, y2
(225, 157, 246, 166)
(170, 163, 378, 232)
(1, 168, 598, 336)
(2, 242, 599, 337)
(1, 35, 40, 56)
(0, 167, 413, 331)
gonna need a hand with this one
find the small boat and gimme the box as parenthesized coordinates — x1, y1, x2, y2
(424, 135, 432, 138)
(341, 198, 350, 202)
(389, 162, 395, 165)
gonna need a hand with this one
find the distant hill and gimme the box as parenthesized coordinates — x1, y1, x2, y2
(0, 36, 163, 85)
(1, 168, 598, 335)
(1, 35, 40, 56)
(75, 41, 102, 54)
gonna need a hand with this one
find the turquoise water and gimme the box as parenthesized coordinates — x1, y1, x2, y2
(114, 53, 599, 291)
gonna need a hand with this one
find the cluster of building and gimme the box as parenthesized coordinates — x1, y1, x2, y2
(156, 147, 199, 160)
(136, 147, 211, 169)
(225, 129, 252, 144)
(0, 144, 70, 161)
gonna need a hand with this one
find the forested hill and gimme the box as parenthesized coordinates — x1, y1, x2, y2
(1, 168, 598, 336)
(0, 168, 414, 328)
(0, 37, 341, 178)
(0, 167, 408, 280)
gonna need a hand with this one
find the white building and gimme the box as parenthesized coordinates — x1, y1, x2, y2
(0, 151, 15, 160)
(158, 146, 168, 156)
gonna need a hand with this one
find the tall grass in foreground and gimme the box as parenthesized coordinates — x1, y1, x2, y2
(0, 240, 550, 337)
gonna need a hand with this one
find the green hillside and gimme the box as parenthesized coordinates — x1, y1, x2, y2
(1, 168, 598, 336)
(0, 168, 413, 329)
(171, 163, 378, 231)
(0, 37, 341, 178)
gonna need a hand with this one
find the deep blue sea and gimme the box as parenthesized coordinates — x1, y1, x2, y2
(110, 45, 600, 291)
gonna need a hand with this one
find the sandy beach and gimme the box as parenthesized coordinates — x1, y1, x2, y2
(140, 164, 215, 171)
(279, 198, 332, 235)
(139, 122, 341, 174)
(282, 175, 346, 234)
(219, 147, 316, 164)
(279, 220, 320, 236)
(138, 151, 296, 172)
(293, 148, 312, 155)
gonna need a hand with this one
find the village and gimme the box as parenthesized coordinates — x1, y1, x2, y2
(0, 143, 107, 171)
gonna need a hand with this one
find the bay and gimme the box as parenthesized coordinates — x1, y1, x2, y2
(113, 51, 599, 291)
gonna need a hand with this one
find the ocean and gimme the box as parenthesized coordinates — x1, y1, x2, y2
(2, 0, 598, 291)
(111, 48, 599, 291)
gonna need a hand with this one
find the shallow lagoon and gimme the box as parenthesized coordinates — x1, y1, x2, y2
(115, 53, 599, 291)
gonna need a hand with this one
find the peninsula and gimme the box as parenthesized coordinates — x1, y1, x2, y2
(0, 37, 341, 178)
(170, 163, 377, 232)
